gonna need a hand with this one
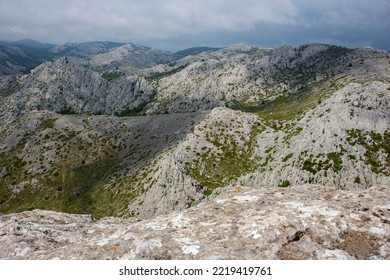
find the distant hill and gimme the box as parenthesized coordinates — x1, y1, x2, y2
(49, 41, 127, 57)
(0, 45, 54, 74)
(0, 39, 55, 49)
(174, 46, 221, 59)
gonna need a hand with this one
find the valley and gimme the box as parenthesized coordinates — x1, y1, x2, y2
(0, 40, 389, 259)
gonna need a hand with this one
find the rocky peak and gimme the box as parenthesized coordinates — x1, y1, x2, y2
(90, 43, 174, 69)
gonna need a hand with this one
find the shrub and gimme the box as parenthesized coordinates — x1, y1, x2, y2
(279, 180, 291, 188)
(102, 71, 121, 81)
(354, 176, 361, 184)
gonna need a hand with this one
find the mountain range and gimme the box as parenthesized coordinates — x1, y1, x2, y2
(0, 40, 389, 259)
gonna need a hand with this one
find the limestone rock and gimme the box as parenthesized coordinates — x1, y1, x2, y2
(148, 44, 390, 114)
(0, 57, 154, 124)
(0, 185, 389, 260)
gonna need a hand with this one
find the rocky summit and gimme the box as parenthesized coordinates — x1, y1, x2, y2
(0, 185, 389, 260)
(0, 41, 389, 259)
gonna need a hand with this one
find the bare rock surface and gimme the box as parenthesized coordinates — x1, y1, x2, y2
(1, 184, 389, 260)
(0, 57, 154, 124)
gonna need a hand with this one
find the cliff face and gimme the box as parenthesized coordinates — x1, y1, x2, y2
(0, 57, 154, 124)
(1, 185, 389, 260)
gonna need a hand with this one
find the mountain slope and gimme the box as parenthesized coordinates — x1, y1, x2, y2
(89, 43, 174, 72)
(0, 109, 207, 217)
(48, 41, 126, 57)
(126, 81, 389, 218)
(0, 45, 48, 75)
(0, 43, 389, 220)
(0, 39, 55, 49)
(0, 57, 154, 124)
(174, 46, 222, 59)
(0, 40, 59, 74)
(148, 45, 389, 114)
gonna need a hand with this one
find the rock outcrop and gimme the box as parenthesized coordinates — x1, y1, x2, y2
(0, 57, 154, 124)
(1, 185, 389, 260)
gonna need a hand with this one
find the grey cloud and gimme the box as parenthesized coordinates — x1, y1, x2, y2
(0, 0, 389, 50)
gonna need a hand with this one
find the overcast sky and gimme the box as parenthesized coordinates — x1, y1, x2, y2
(0, 0, 389, 51)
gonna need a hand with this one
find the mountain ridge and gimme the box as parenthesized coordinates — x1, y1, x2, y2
(0, 41, 389, 221)
(0, 41, 389, 260)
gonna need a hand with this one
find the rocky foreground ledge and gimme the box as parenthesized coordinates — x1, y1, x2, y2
(0, 185, 389, 260)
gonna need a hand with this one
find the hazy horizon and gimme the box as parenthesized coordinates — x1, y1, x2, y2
(2, 37, 389, 53)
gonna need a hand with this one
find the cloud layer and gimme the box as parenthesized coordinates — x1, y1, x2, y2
(0, 0, 389, 50)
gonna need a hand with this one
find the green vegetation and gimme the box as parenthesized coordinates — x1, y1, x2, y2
(0, 76, 20, 97)
(101, 71, 122, 81)
(301, 152, 343, 174)
(229, 86, 326, 121)
(0, 121, 139, 218)
(40, 118, 57, 129)
(229, 47, 353, 122)
(1, 43, 387, 219)
(327, 152, 343, 172)
(348, 154, 356, 160)
(115, 102, 148, 117)
(174, 47, 221, 59)
(282, 153, 294, 162)
(346, 129, 389, 174)
(279, 180, 291, 188)
(0, 112, 188, 218)
(147, 64, 188, 80)
(59, 106, 77, 115)
(249, 87, 332, 121)
(354, 176, 361, 184)
(326, 46, 352, 57)
(184, 122, 262, 195)
(115, 89, 157, 117)
(302, 158, 317, 174)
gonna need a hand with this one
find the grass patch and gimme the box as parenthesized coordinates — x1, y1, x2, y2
(40, 118, 57, 129)
(252, 87, 332, 121)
